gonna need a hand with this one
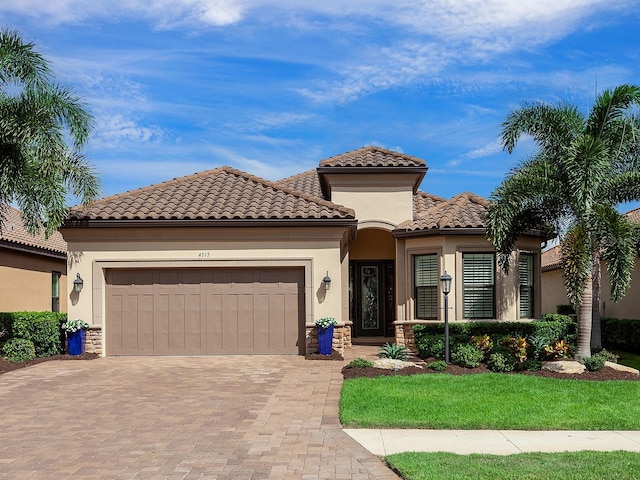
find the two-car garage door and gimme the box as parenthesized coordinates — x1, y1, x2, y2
(105, 267, 304, 355)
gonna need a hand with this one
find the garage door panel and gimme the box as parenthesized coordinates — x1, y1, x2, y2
(106, 267, 304, 355)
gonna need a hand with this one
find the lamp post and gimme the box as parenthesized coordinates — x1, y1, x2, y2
(440, 271, 452, 363)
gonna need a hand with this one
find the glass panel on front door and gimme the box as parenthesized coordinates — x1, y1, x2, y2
(361, 265, 379, 331)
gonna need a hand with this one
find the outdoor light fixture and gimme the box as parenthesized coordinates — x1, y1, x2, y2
(73, 273, 84, 293)
(323, 272, 332, 291)
(440, 271, 452, 363)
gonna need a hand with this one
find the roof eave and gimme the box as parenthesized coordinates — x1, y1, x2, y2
(0, 239, 67, 260)
(392, 227, 487, 238)
(62, 218, 358, 229)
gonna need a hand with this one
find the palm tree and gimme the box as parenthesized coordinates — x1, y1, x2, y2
(0, 29, 99, 237)
(486, 84, 640, 359)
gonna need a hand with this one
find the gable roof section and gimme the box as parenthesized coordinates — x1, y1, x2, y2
(0, 206, 67, 258)
(394, 192, 489, 237)
(65, 166, 356, 227)
(317, 146, 427, 198)
(319, 145, 426, 168)
(275, 169, 324, 199)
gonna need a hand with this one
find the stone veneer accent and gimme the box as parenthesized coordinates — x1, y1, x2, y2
(394, 322, 419, 352)
(83, 325, 352, 357)
(84, 327, 102, 355)
(305, 323, 352, 355)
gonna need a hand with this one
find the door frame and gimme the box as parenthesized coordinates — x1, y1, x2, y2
(350, 260, 395, 338)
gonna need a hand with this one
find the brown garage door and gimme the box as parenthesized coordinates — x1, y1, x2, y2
(105, 267, 304, 355)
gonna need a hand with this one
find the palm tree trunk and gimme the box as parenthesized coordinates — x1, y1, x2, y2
(576, 269, 593, 360)
(591, 253, 602, 350)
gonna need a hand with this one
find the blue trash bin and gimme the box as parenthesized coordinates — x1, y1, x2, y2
(67, 330, 85, 355)
(317, 325, 334, 355)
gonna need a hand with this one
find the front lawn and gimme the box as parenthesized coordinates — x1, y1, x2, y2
(386, 451, 640, 480)
(340, 373, 640, 429)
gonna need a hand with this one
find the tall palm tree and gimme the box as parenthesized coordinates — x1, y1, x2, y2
(0, 29, 99, 237)
(486, 84, 640, 359)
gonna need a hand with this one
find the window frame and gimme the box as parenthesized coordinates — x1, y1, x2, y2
(519, 252, 535, 319)
(51, 271, 61, 313)
(413, 253, 439, 320)
(462, 252, 495, 319)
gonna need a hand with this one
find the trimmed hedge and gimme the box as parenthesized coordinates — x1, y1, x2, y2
(602, 317, 640, 354)
(0, 312, 67, 358)
(413, 316, 577, 359)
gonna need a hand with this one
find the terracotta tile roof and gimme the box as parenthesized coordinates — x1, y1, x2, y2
(319, 146, 426, 168)
(275, 169, 324, 199)
(395, 192, 489, 234)
(541, 244, 562, 271)
(543, 208, 640, 271)
(67, 166, 355, 223)
(413, 191, 446, 218)
(625, 207, 640, 224)
(0, 206, 67, 254)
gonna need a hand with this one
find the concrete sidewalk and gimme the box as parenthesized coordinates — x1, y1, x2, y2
(344, 429, 640, 456)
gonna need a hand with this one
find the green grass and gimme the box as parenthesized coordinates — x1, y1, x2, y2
(386, 451, 640, 480)
(340, 373, 640, 429)
(613, 350, 640, 371)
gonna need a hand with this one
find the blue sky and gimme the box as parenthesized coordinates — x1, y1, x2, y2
(2, 1, 639, 207)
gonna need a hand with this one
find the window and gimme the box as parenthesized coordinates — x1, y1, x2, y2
(51, 271, 61, 312)
(414, 254, 438, 319)
(519, 253, 534, 318)
(463, 253, 495, 319)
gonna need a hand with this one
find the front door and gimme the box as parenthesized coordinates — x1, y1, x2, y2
(350, 260, 395, 337)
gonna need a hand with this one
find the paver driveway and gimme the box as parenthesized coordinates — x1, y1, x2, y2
(0, 354, 398, 480)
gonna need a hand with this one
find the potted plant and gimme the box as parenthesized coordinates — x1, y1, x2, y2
(315, 317, 337, 355)
(62, 319, 90, 355)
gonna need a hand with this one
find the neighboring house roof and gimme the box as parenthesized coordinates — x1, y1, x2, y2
(394, 192, 489, 236)
(0, 206, 67, 257)
(318, 145, 426, 168)
(65, 166, 356, 227)
(542, 207, 640, 272)
(541, 244, 562, 272)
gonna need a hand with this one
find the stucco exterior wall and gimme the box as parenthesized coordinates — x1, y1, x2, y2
(542, 257, 640, 319)
(0, 248, 67, 312)
(62, 225, 350, 343)
(397, 234, 542, 323)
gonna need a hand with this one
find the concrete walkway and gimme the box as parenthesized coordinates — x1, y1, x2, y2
(344, 429, 640, 456)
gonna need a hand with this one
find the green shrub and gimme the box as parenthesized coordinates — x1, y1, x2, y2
(2, 338, 36, 363)
(427, 360, 448, 371)
(602, 318, 640, 354)
(583, 353, 607, 372)
(520, 359, 542, 371)
(346, 358, 373, 369)
(487, 352, 515, 372)
(416, 335, 445, 359)
(378, 342, 409, 361)
(0, 312, 66, 357)
(451, 344, 484, 368)
(556, 304, 576, 315)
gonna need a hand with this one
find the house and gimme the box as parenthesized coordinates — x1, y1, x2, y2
(541, 207, 640, 319)
(0, 206, 67, 312)
(61, 146, 546, 356)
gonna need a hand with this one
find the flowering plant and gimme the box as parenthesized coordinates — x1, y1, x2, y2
(62, 319, 90, 333)
(315, 317, 337, 329)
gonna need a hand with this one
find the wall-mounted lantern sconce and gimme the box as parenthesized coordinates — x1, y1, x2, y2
(323, 272, 332, 291)
(73, 273, 84, 293)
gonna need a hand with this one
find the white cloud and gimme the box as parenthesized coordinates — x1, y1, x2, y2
(92, 114, 164, 148)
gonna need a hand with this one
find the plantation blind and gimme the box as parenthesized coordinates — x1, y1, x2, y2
(519, 253, 534, 318)
(463, 253, 495, 319)
(414, 254, 438, 319)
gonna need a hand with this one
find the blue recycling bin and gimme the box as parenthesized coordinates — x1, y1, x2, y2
(67, 330, 85, 356)
(317, 325, 334, 355)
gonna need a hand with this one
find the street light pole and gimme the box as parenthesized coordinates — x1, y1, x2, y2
(440, 271, 452, 364)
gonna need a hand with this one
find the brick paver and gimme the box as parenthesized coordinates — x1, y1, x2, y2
(0, 351, 398, 479)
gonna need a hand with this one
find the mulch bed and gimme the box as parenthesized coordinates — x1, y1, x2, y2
(0, 352, 99, 375)
(342, 358, 640, 381)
